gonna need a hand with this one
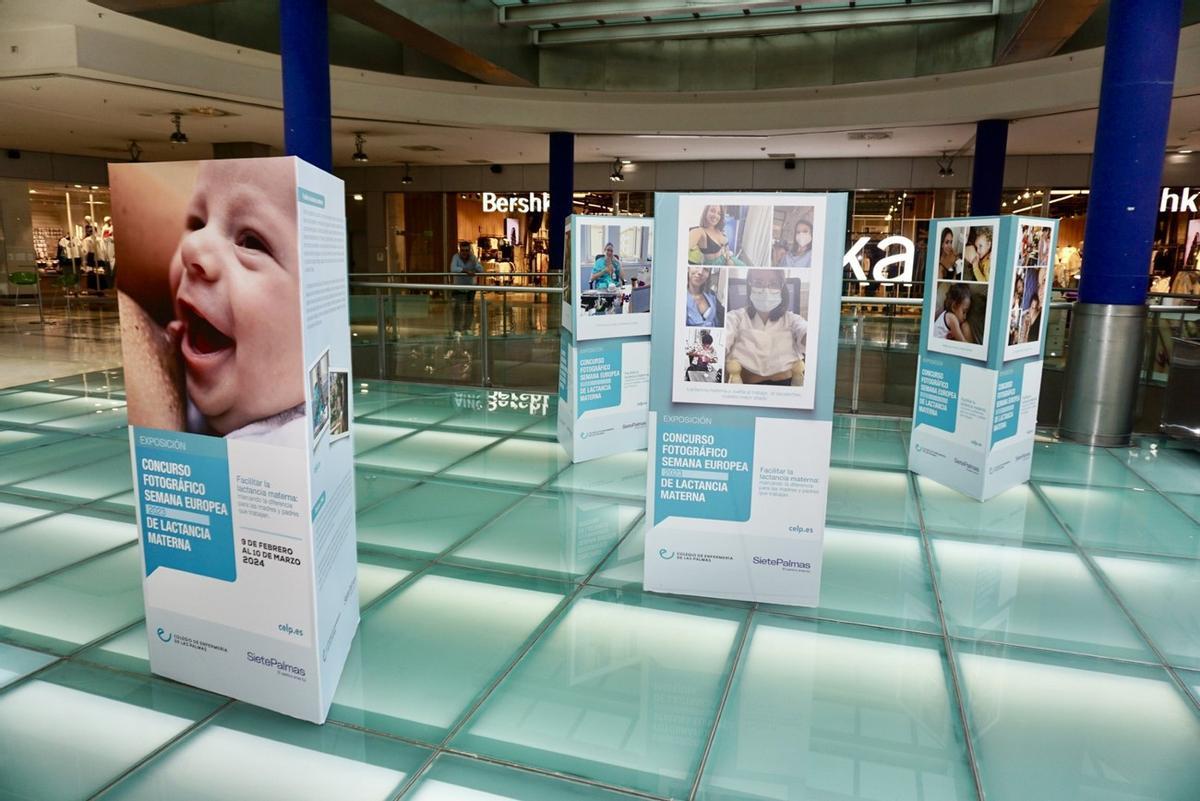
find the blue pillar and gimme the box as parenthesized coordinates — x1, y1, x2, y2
(1078, 0, 1182, 305)
(279, 0, 332, 172)
(969, 119, 1008, 215)
(548, 132, 574, 271)
(1060, 0, 1183, 447)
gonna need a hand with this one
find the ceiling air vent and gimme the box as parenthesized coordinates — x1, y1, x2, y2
(766, 153, 796, 159)
(847, 131, 893, 141)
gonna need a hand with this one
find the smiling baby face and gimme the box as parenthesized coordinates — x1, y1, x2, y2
(168, 160, 303, 435)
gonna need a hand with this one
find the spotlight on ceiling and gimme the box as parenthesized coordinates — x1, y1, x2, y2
(400, 163, 414, 184)
(609, 157, 625, 182)
(353, 133, 368, 163)
(169, 113, 188, 145)
(936, 151, 955, 178)
(128, 140, 142, 162)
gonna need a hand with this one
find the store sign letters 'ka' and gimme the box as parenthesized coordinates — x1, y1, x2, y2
(843, 235, 915, 284)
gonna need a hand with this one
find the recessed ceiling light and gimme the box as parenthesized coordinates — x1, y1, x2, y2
(352, 193, 364, 201)
(188, 106, 235, 117)
(1180, 148, 1194, 155)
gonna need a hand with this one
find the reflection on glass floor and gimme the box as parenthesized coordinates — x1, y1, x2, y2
(1, 370, 1199, 801)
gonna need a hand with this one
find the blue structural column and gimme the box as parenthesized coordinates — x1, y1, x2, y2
(280, 0, 332, 172)
(548, 132, 574, 271)
(969, 119, 1008, 215)
(1060, 0, 1183, 446)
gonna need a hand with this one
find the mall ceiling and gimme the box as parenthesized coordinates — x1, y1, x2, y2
(0, 1, 1198, 167)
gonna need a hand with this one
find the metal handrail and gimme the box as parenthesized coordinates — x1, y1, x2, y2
(348, 271, 561, 279)
(350, 281, 563, 295)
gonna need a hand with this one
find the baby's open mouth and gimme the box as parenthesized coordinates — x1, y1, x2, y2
(181, 302, 234, 355)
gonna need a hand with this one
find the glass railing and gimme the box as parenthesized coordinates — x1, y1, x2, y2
(349, 277, 562, 389)
(349, 275, 1200, 432)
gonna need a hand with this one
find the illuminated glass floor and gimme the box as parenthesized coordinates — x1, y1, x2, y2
(1, 370, 1199, 801)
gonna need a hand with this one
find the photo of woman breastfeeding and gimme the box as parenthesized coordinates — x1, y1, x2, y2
(684, 265, 726, 327)
(938, 227, 965, 279)
(688, 205, 745, 266)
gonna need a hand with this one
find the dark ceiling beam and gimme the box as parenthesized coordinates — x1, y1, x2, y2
(328, 0, 535, 87)
(996, 0, 1104, 65)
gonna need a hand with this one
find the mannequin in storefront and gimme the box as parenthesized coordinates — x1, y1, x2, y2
(99, 216, 115, 269)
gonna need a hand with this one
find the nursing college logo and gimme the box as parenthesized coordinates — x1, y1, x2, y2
(658, 548, 675, 560)
(156, 627, 173, 643)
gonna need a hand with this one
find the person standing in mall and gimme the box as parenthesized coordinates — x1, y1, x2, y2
(450, 240, 482, 334)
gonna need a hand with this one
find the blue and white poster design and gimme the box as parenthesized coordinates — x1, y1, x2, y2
(909, 215, 1054, 501)
(112, 156, 359, 723)
(644, 192, 848, 607)
(557, 331, 650, 463)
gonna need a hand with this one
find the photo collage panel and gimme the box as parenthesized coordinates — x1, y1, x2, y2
(928, 221, 996, 362)
(673, 198, 825, 410)
(1006, 223, 1054, 358)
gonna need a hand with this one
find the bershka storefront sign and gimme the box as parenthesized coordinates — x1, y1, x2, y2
(482, 191, 551, 213)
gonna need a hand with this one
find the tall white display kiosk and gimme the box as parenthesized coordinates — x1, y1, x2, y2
(908, 215, 1059, 500)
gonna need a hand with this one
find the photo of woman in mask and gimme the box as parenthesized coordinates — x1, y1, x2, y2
(774, 219, 814, 268)
(724, 268, 807, 386)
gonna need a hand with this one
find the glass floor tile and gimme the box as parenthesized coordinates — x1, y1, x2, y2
(0, 437, 124, 487)
(1092, 553, 1200, 670)
(78, 622, 151, 675)
(1, 372, 1199, 801)
(444, 492, 642, 580)
(439, 408, 547, 434)
(763, 525, 939, 634)
(0, 493, 68, 532)
(1118, 444, 1200, 494)
(0, 641, 56, 689)
(353, 422, 416, 454)
(0, 545, 144, 654)
(1029, 441, 1148, 489)
(356, 480, 526, 558)
(36, 407, 129, 433)
(917, 478, 1068, 546)
(549, 451, 648, 500)
(362, 398, 459, 427)
(9, 453, 135, 503)
(441, 438, 572, 488)
(0, 428, 72, 455)
(829, 425, 909, 469)
(0, 390, 77, 411)
(1166, 491, 1200, 523)
(329, 567, 569, 743)
(452, 587, 744, 798)
(696, 616, 976, 801)
(931, 538, 1154, 661)
(407, 754, 639, 801)
(0, 662, 225, 801)
(1038, 483, 1200, 558)
(0, 507, 137, 591)
(355, 468, 420, 511)
(101, 703, 430, 801)
(355, 430, 498, 476)
(956, 642, 1200, 801)
(826, 467, 920, 529)
(0, 396, 124, 425)
(587, 522, 645, 589)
